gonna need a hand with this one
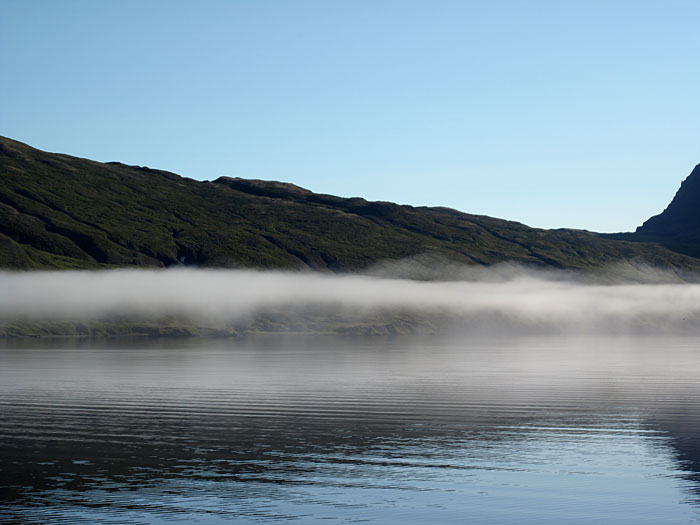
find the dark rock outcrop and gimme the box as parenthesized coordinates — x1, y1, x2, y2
(635, 164, 700, 258)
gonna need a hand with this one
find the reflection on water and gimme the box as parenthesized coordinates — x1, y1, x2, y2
(1, 336, 700, 523)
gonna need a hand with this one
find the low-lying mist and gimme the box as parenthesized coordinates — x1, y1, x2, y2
(2, 262, 700, 336)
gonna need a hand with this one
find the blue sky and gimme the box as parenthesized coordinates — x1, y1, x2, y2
(1, 0, 699, 232)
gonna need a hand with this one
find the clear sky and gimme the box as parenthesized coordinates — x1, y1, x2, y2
(1, 0, 699, 232)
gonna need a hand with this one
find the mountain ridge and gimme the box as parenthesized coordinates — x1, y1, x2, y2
(632, 163, 700, 258)
(1, 135, 699, 274)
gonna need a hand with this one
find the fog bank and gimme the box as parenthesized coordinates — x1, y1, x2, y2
(2, 266, 700, 335)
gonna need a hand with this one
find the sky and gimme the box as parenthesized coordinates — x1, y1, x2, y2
(1, 0, 699, 232)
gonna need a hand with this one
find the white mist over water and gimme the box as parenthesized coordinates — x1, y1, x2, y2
(2, 264, 700, 334)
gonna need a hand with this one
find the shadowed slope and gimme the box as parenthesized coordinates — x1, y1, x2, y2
(633, 164, 700, 258)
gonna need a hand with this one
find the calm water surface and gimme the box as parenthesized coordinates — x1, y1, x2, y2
(2, 335, 700, 523)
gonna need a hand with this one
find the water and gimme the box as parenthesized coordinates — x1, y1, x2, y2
(2, 335, 700, 523)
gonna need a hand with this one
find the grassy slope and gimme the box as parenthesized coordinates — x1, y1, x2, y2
(1, 135, 699, 273)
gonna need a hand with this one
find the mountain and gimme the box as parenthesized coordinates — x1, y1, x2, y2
(632, 164, 700, 258)
(1, 135, 699, 274)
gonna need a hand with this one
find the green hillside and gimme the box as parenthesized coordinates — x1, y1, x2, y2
(1, 136, 699, 273)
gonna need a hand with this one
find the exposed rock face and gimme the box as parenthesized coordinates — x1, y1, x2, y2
(635, 164, 700, 258)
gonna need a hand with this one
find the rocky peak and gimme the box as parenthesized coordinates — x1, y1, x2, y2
(637, 164, 700, 235)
